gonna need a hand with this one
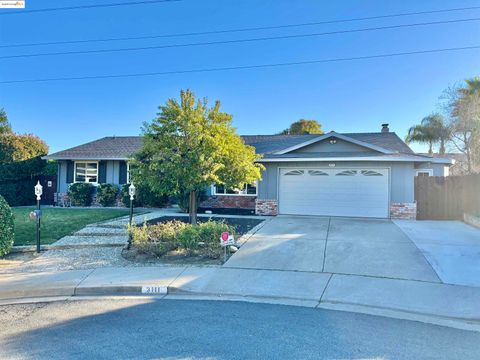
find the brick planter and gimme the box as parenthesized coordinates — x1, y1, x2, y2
(390, 202, 417, 220)
(255, 199, 278, 216)
(200, 195, 256, 210)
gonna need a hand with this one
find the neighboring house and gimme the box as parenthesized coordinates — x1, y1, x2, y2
(420, 153, 477, 176)
(44, 124, 452, 219)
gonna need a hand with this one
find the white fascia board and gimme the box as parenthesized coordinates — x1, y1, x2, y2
(43, 156, 129, 161)
(274, 131, 394, 155)
(258, 156, 427, 163)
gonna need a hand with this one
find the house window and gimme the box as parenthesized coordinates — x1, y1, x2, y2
(74, 161, 98, 183)
(416, 169, 433, 177)
(361, 170, 383, 177)
(284, 170, 304, 176)
(308, 170, 328, 176)
(213, 182, 257, 196)
(336, 170, 357, 176)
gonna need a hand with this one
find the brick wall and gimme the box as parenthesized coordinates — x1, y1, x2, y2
(390, 202, 417, 220)
(200, 195, 256, 209)
(255, 199, 278, 216)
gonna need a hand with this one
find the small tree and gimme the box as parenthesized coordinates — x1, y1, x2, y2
(132, 90, 264, 224)
(281, 119, 324, 135)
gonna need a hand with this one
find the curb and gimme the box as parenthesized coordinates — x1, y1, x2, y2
(2, 285, 480, 332)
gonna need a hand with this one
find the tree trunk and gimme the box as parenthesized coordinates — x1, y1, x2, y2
(428, 141, 433, 155)
(189, 190, 197, 225)
(464, 132, 472, 174)
(439, 138, 446, 155)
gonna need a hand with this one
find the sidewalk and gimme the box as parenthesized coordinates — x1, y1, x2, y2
(1, 265, 480, 331)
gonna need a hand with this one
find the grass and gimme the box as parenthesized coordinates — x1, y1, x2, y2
(12, 207, 145, 246)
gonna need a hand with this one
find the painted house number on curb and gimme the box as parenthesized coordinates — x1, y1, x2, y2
(141, 286, 167, 294)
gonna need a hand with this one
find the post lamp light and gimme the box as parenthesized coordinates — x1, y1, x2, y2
(128, 183, 136, 249)
(34, 181, 43, 253)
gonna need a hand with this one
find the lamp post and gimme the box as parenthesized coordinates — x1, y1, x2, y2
(34, 181, 43, 253)
(127, 183, 136, 249)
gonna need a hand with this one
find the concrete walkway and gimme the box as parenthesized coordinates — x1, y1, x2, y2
(394, 220, 480, 287)
(1, 266, 480, 331)
(225, 216, 440, 282)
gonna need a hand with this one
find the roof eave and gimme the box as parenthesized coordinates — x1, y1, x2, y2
(258, 156, 439, 163)
(43, 155, 130, 161)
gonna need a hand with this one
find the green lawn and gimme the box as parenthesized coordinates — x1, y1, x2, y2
(12, 207, 144, 246)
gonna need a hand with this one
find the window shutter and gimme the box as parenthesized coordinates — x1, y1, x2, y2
(119, 161, 128, 184)
(98, 161, 107, 184)
(66, 161, 74, 184)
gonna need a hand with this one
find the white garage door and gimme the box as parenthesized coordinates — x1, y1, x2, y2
(278, 168, 389, 218)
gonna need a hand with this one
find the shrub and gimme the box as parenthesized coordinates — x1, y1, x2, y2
(96, 184, 119, 207)
(128, 220, 186, 256)
(177, 225, 201, 254)
(197, 220, 235, 259)
(0, 194, 14, 256)
(68, 183, 94, 206)
(128, 219, 236, 259)
(121, 183, 169, 208)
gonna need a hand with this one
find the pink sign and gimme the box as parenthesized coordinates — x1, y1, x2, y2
(221, 232, 230, 242)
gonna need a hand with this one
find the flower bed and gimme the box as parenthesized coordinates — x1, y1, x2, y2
(125, 216, 263, 264)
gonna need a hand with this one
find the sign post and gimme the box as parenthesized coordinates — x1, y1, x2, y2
(34, 181, 43, 253)
(220, 231, 235, 262)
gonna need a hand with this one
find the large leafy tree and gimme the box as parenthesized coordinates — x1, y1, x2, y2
(0, 109, 49, 164)
(281, 119, 324, 135)
(405, 113, 451, 155)
(10, 133, 49, 161)
(132, 90, 264, 224)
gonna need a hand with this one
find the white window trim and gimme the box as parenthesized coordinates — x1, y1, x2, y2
(415, 169, 433, 176)
(126, 162, 130, 184)
(74, 160, 99, 184)
(212, 182, 258, 197)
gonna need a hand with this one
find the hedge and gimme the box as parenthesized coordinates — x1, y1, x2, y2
(0, 157, 57, 206)
(0, 194, 14, 257)
(68, 183, 94, 206)
(96, 184, 119, 207)
(120, 183, 169, 208)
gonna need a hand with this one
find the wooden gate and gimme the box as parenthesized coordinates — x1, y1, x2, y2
(38, 175, 57, 205)
(415, 175, 480, 220)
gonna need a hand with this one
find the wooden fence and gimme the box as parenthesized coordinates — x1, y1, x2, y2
(415, 174, 480, 220)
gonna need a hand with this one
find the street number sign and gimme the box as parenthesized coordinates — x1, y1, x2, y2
(141, 286, 167, 294)
(220, 231, 235, 247)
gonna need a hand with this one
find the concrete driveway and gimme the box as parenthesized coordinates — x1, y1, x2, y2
(394, 220, 480, 287)
(226, 216, 440, 282)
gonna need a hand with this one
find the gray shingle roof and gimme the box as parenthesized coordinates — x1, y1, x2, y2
(45, 136, 143, 160)
(45, 132, 415, 160)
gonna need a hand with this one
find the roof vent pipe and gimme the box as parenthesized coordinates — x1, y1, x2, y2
(381, 124, 389, 133)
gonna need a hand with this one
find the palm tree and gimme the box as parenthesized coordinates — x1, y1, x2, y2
(463, 76, 480, 95)
(424, 113, 451, 155)
(406, 124, 434, 154)
(405, 114, 451, 154)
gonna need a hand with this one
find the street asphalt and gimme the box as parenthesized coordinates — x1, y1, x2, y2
(1, 298, 479, 359)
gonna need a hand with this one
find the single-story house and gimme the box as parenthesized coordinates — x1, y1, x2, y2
(44, 124, 452, 219)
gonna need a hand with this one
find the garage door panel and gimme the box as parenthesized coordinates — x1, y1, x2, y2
(278, 168, 389, 218)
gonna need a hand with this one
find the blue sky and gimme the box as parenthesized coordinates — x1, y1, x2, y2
(0, 0, 479, 153)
